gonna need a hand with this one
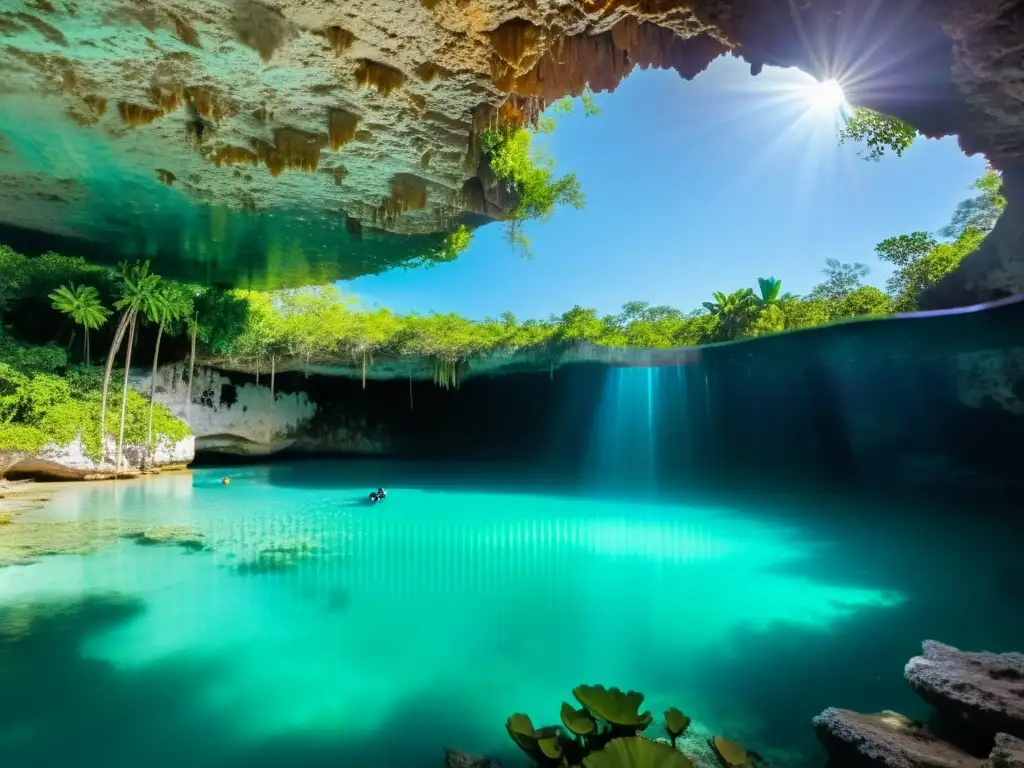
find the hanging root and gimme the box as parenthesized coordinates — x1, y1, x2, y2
(432, 358, 461, 390)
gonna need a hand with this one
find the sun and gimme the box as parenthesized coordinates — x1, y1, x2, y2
(810, 78, 847, 110)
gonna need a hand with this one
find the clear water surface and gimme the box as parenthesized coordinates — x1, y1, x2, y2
(1, 461, 1021, 767)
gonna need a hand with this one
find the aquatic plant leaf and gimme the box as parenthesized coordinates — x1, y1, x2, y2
(574, 685, 653, 729)
(710, 735, 749, 767)
(561, 701, 597, 735)
(664, 708, 691, 739)
(538, 735, 563, 759)
(583, 737, 695, 768)
(506, 713, 539, 754)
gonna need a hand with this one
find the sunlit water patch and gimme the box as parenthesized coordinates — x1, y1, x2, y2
(0, 467, 916, 765)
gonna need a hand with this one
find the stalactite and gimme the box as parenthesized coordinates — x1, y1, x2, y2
(256, 356, 260, 386)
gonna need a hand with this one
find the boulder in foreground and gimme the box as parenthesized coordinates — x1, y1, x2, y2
(905, 641, 1024, 743)
(812, 707, 986, 768)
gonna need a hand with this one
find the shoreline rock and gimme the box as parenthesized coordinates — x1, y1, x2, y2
(1, 435, 194, 481)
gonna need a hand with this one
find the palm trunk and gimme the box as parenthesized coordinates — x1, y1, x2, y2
(101, 312, 131, 441)
(269, 354, 275, 443)
(84, 326, 90, 367)
(147, 321, 164, 449)
(185, 313, 197, 423)
(115, 313, 137, 476)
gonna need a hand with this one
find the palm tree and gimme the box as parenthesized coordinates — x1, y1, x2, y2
(184, 311, 199, 425)
(49, 283, 112, 365)
(146, 285, 191, 450)
(702, 288, 756, 340)
(753, 277, 797, 308)
(99, 261, 165, 470)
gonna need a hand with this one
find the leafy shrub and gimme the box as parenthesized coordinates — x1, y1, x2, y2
(0, 423, 50, 453)
(0, 339, 189, 460)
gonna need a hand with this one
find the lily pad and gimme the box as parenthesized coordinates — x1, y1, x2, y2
(664, 708, 691, 740)
(561, 701, 597, 736)
(584, 737, 696, 768)
(574, 684, 653, 729)
(710, 735, 750, 767)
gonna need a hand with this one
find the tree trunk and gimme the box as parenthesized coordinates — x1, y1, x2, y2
(147, 321, 164, 450)
(185, 313, 197, 424)
(67, 327, 76, 354)
(115, 312, 137, 477)
(84, 325, 90, 367)
(269, 354, 275, 443)
(101, 312, 131, 442)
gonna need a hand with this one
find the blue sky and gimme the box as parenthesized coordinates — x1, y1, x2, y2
(347, 55, 986, 321)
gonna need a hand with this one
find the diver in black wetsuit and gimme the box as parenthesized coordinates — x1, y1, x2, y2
(368, 487, 387, 504)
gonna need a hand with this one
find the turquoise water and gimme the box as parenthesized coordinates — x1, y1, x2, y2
(1, 462, 1021, 766)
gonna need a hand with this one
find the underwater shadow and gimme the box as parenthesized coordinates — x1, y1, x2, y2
(223, 685, 524, 768)
(0, 594, 242, 767)
(653, 507, 1024, 768)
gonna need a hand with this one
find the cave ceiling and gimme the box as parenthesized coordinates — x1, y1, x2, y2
(0, 0, 1020, 289)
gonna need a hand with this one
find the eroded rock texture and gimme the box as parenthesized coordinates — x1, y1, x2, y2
(905, 641, 1024, 744)
(0, 0, 1021, 291)
(812, 708, 986, 768)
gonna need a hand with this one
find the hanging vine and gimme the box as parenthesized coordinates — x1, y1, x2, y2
(433, 358, 461, 390)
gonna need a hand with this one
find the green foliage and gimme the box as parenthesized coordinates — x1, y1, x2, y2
(436, 224, 474, 261)
(0, 337, 189, 460)
(49, 283, 111, 331)
(831, 285, 894, 319)
(940, 166, 1006, 239)
(481, 123, 585, 257)
(701, 289, 757, 340)
(551, 85, 602, 118)
(838, 107, 917, 161)
(808, 259, 870, 302)
(115, 260, 165, 319)
(888, 227, 985, 311)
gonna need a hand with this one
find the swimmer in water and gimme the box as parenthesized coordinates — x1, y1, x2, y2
(376, 487, 387, 499)
(222, 477, 231, 486)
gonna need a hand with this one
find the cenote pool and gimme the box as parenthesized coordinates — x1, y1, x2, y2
(1, 461, 1022, 767)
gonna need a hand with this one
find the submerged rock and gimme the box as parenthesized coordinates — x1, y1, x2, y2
(812, 707, 986, 768)
(126, 525, 208, 552)
(905, 641, 1024, 743)
(444, 748, 501, 768)
(989, 734, 1024, 768)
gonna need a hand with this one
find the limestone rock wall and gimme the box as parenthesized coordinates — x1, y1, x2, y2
(1, 434, 194, 480)
(132, 365, 389, 456)
(1, 0, 1021, 301)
